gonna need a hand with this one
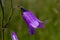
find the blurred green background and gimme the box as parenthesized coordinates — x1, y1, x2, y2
(0, 0, 60, 40)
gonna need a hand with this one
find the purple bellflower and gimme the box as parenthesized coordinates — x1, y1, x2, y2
(11, 31, 18, 40)
(21, 7, 44, 34)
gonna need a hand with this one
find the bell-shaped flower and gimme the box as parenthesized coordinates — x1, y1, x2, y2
(21, 7, 44, 34)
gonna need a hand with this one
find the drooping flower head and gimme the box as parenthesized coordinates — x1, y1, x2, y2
(11, 31, 18, 40)
(21, 7, 44, 34)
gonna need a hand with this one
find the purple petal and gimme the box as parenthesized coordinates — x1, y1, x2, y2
(28, 26, 35, 35)
(11, 32, 18, 40)
(21, 8, 44, 28)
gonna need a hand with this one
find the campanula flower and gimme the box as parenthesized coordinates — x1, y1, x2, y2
(11, 31, 18, 40)
(21, 7, 44, 34)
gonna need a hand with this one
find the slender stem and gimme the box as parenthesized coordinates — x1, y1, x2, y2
(0, 0, 4, 40)
(0, 0, 4, 28)
(5, 0, 14, 28)
(2, 29, 4, 40)
(0, 0, 13, 40)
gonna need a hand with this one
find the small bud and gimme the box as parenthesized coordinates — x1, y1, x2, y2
(11, 32, 18, 40)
